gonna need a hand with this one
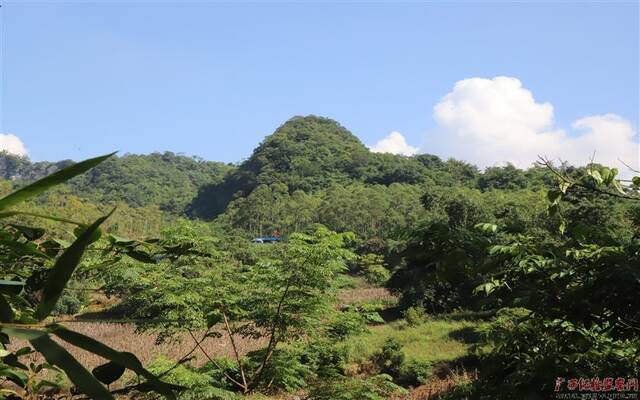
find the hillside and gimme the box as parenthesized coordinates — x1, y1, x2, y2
(1, 116, 538, 225)
(0, 151, 233, 213)
(188, 115, 475, 219)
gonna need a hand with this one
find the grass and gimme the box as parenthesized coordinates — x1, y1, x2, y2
(343, 317, 485, 366)
(341, 314, 487, 399)
(336, 275, 398, 307)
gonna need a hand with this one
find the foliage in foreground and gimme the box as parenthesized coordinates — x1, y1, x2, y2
(465, 164, 640, 398)
(0, 153, 176, 400)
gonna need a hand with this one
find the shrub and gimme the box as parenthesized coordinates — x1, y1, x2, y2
(364, 265, 391, 286)
(398, 359, 431, 386)
(304, 341, 348, 379)
(358, 253, 391, 286)
(369, 337, 432, 386)
(307, 374, 406, 400)
(371, 338, 405, 378)
(51, 291, 83, 316)
(403, 306, 427, 327)
(144, 357, 238, 400)
(357, 302, 386, 325)
(245, 348, 311, 393)
(327, 309, 368, 340)
(197, 357, 240, 392)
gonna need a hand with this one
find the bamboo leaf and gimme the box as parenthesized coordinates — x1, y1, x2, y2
(49, 325, 176, 399)
(35, 210, 114, 320)
(9, 224, 45, 241)
(92, 361, 126, 385)
(0, 294, 14, 322)
(0, 367, 28, 388)
(4, 328, 113, 399)
(74, 224, 103, 245)
(0, 152, 115, 211)
(0, 280, 25, 296)
(0, 239, 49, 258)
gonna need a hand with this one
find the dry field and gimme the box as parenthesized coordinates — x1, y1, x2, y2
(3, 285, 472, 399)
(337, 286, 397, 306)
(7, 281, 393, 370)
(337, 277, 398, 306)
(8, 322, 268, 371)
(397, 367, 476, 400)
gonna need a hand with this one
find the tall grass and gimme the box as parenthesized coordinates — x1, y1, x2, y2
(343, 317, 484, 365)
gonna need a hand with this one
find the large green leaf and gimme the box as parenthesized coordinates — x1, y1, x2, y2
(0, 152, 115, 211)
(0, 294, 14, 322)
(49, 325, 176, 399)
(3, 327, 113, 399)
(74, 224, 103, 245)
(0, 367, 28, 388)
(0, 280, 25, 296)
(0, 238, 49, 258)
(92, 361, 126, 385)
(35, 210, 114, 320)
(9, 224, 45, 241)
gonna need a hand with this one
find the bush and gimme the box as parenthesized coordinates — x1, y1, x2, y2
(144, 357, 239, 400)
(52, 291, 83, 316)
(327, 309, 368, 340)
(370, 338, 432, 386)
(357, 302, 386, 325)
(398, 359, 431, 386)
(404, 306, 427, 327)
(470, 308, 640, 399)
(364, 265, 391, 286)
(201, 348, 311, 394)
(300, 339, 349, 379)
(245, 348, 311, 393)
(307, 374, 406, 400)
(357, 253, 391, 286)
(198, 357, 240, 392)
(371, 338, 405, 378)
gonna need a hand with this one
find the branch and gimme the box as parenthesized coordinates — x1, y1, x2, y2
(186, 329, 247, 392)
(618, 157, 640, 174)
(157, 328, 211, 379)
(222, 311, 248, 390)
(537, 156, 640, 202)
(250, 253, 310, 390)
(249, 280, 291, 389)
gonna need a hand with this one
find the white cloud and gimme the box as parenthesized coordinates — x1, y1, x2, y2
(422, 76, 639, 174)
(0, 134, 28, 157)
(369, 131, 418, 156)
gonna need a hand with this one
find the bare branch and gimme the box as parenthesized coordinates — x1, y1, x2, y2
(618, 157, 640, 174)
(186, 329, 247, 391)
(222, 311, 248, 390)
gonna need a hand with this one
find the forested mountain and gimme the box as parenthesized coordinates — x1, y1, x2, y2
(188, 115, 483, 219)
(0, 152, 75, 181)
(0, 116, 556, 240)
(0, 151, 233, 212)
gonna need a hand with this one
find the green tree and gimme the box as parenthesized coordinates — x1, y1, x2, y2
(468, 162, 640, 398)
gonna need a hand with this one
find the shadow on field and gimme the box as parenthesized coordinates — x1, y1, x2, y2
(448, 326, 483, 344)
(378, 306, 404, 323)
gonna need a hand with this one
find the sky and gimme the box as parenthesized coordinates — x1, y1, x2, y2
(1, 1, 638, 171)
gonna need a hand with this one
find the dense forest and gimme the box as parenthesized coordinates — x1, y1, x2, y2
(0, 115, 638, 400)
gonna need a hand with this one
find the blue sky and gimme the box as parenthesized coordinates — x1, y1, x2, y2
(1, 1, 638, 169)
